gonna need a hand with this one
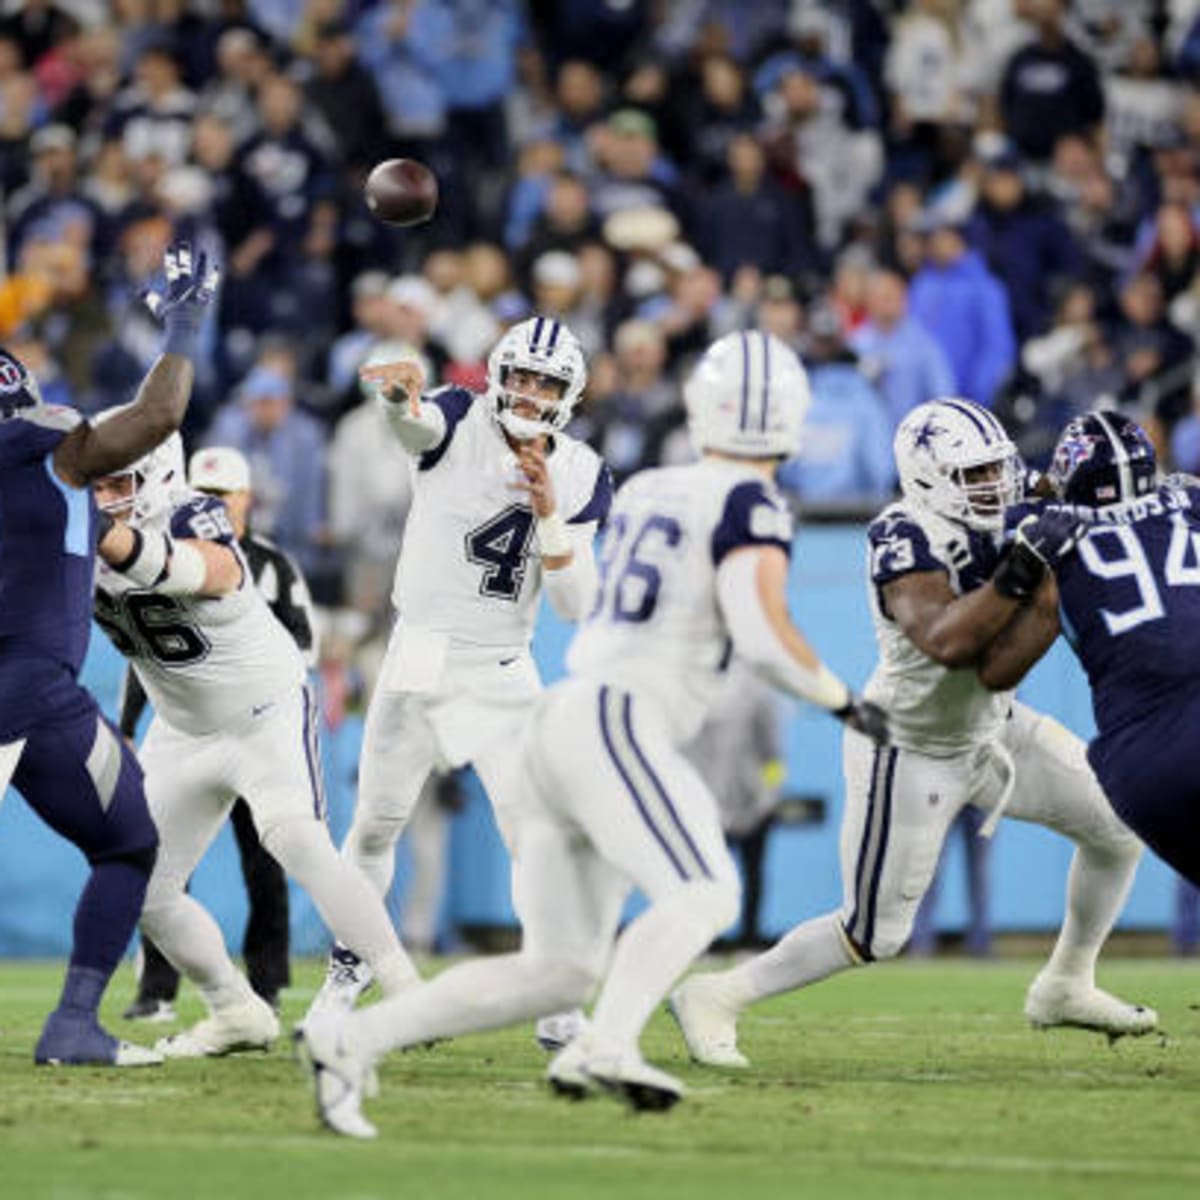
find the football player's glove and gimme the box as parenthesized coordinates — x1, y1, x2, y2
(144, 240, 221, 359)
(834, 695, 889, 745)
(992, 509, 1085, 601)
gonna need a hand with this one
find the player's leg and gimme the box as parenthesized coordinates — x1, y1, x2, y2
(672, 733, 966, 1067)
(305, 811, 622, 1138)
(137, 721, 279, 1057)
(238, 686, 419, 1007)
(997, 704, 1154, 1035)
(230, 797, 290, 1007)
(124, 934, 181, 1021)
(14, 701, 161, 1066)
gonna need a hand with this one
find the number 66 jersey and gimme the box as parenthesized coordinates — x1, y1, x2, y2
(566, 458, 795, 743)
(94, 494, 305, 736)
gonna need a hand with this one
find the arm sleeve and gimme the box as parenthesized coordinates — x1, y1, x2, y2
(382, 396, 446, 455)
(715, 550, 852, 712)
(117, 667, 149, 739)
(542, 525, 600, 622)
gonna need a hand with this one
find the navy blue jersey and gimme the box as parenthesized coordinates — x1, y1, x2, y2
(0, 409, 96, 675)
(1056, 480, 1200, 738)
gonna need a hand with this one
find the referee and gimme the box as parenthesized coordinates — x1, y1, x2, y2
(122, 447, 317, 1019)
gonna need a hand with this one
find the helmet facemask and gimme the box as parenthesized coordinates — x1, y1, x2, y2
(933, 448, 1022, 531)
(493, 365, 573, 441)
(92, 434, 186, 528)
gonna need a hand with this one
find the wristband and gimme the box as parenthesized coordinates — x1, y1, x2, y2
(538, 512, 572, 558)
(161, 312, 202, 361)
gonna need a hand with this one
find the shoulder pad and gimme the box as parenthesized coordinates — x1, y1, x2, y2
(868, 508, 944, 586)
(169, 494, 237, 544)
(711, 478, 793, 567)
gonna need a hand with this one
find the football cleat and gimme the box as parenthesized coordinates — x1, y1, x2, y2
(295, 1017, 377, 1140)
(585, 1051, 686, 1113)
(305, 946, 375, 1026)
(536, 1008, 589, 1052)
(546, 1035, 597, 1101)
(1024, 972, 1159, 1040)
(35, 1011, 163, 1067)
(122, 997, 178, 1024)
(668, 975, 750, 1069)
(154, 995, 279, 1058)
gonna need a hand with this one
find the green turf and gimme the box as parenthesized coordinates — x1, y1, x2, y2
(0, 958, 1197, 1200)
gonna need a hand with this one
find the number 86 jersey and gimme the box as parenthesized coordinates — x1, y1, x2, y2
(566, 459, 794, 742)
(94, 494, 305, 736)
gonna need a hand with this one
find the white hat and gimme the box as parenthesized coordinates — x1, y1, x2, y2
(386, 275, 436, 315)
(532, 251, 581, 289)
(189, 446, 251, 493)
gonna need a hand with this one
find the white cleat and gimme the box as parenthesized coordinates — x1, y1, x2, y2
(113, 1040, 165, 1067)
(305, 947, 375, 1027)
(155, 995, 279, 1059)
(546, 1035, 597, 1101)
(668, 975, 750, 1069)
(536, 1008, 589, 1052)
(586, 1051, 686, 1113)
(1025, 972, 1159, 1040)
(295, 1017, 377, 1140)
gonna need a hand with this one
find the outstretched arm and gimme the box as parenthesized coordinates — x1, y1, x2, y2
(98, 526, 242, 597)
(977, 575, 1061, 691)
(362, 359, 446, 454)
(54, 243, 220, 486)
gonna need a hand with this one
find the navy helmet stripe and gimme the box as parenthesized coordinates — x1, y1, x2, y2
(598, 687, 690, 881)
(759, 332, 771, 433)
(530, 316, 545, 353)
(739, 331, 751, 430)
(939, 398, 993, 444)
(545, 319, 561, 353)
(621, 693, 713, 881)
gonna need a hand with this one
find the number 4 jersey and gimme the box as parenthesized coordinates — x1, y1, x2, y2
(392, 388, 611, 649)
(566, 459, 794, 742)
(1056, 477, 1200, 739)
(94, 494, 305, 736)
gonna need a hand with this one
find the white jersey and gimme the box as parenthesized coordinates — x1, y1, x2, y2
(567, 459, 795, 743)
(863, 500, 1012, 756)
(392, 388, 611, 651)
(95, 493, 305, 736)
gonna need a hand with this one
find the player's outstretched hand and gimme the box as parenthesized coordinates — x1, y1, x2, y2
(145, 240, 221, 324)
(835, 695, 889, 745)
(1015, 508, 1087, 567)
(360, 360, 424, 418)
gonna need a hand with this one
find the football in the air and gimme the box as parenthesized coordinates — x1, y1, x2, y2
(364, 158, 439, 227)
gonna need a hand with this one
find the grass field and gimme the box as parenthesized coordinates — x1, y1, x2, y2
(0, 958, 1198, 1200)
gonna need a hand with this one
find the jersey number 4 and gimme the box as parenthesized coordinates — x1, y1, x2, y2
(466, 505, 536, 601)
(1079, 513, 1200, 635)
(590, 513, 683, 624)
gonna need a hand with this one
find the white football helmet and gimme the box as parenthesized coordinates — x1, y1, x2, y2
(684, 330, 810, 459)
(486, 316, 587, 441)
(894, 398, 1021, 531)
(93, 405, 188, 528)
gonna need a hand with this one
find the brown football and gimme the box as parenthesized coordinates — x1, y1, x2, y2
(364, 159, 438, 227)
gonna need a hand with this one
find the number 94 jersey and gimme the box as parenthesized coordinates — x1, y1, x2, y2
(1056, 477, 1200, 738)
(566, 459, 794, 743)
(94, 494, 305, 736)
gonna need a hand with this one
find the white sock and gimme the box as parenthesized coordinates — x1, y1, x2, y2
(140, 895, 253, 1014)
(721, 912, 858, 1010)
(1042, 844, 1138, 985)
(590, 883, 733, 1057)
(264, 820, 419, 990)
(353, 953, 590, 1062)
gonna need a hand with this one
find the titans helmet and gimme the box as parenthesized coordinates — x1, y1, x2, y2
(1048, 410, 1157, 507)
(0, 348, 44, 419)
(894, 398, 1022, 532)
(684, 330, 810, 459)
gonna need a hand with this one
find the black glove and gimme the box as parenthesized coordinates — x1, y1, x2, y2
(992, 509, 1085, 601)
(834, 695, 889, 745)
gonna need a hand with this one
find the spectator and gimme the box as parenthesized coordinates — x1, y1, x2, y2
(1136, 201, 1200, 303)
(587, 109, 686, 230)
(8, 124, 99, 265)
(205, 363, 331, 579)
(999, 0, 1104, 162)
(1112, 271, 1195, 425)
(513, 170, 600, 283)
(851, 268, 957, 428)
(696, 132, 813, 283)
(683, 53, 762, 184)
(550, 59, 606, 175)
(196, 26, 271, 148)
(755, 274, 805, 353)
(908, 210, 1017, 408)
(327, 271, 395, 397)
(303, 20, 389, 173)
(1105, 35, 1186, 173)
(967, 145, 1080, 340)
(382, 273, 452, 380)
(103, 39, 196, 168)
(777, 303, 894, 505)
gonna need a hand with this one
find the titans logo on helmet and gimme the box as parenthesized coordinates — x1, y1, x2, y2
(0, 350, 40, 419)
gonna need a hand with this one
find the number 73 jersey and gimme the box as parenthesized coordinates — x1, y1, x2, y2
(94, 495, 305, 736)
(1056, 477, 1200, 738)
(566, 459, 794, 742)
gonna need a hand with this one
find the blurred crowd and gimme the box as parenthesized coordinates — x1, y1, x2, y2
(8, 0, 1200, 680)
